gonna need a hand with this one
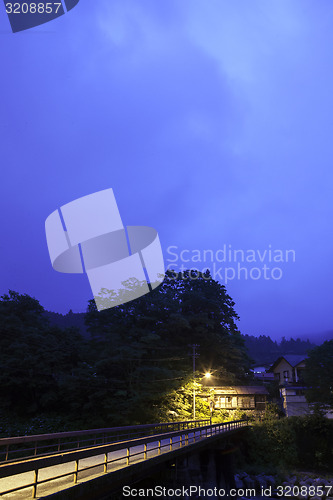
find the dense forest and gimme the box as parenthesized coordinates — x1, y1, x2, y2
(243, 335, 316, 365)
(44, 311, 317, 366)
(0, 271, 251, 435)
(0, 271, 330, 437)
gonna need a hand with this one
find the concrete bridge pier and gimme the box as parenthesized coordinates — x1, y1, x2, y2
(213, 443, 238, 492)
(173, 441, 238, 499)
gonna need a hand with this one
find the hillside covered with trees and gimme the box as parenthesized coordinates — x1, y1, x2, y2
(0, 271, 251, 435)
(243, 335, 316, 365)
(0, 271, 330, 437)
(44, 312, 318, 366)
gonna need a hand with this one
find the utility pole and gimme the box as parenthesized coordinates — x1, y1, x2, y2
(189, 344, 200, 420)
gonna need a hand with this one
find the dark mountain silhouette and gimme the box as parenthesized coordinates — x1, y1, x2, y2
(44, 310, 89, 338)
(43, 310, 320, 365)
(243, 334, 317, 366)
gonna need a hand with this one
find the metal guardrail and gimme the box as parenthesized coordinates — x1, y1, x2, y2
(0, 419, 247, 498)
(0, 419, 209, 463)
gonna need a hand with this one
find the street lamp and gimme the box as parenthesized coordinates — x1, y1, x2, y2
(204, 372, 214, 424)
(193, 372, 213, 421)
(209, 400, 214, 425)
(205, 372, 214, 425)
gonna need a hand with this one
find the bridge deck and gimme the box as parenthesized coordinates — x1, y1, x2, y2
(0, 420, 247, 499)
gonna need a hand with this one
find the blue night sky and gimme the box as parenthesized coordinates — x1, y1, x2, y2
(1, 0, 333, 342)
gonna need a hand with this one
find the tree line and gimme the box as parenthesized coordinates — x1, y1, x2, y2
(0, 271, 250, 434)
(0, 270, 331, 437)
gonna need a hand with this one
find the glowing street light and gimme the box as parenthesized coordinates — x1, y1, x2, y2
(192, 371, 213, 422)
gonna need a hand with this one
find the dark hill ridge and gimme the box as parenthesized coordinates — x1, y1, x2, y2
(43, 310, 89, 338)
(243, 334, 317, 365)
(43, 310, 321, 365)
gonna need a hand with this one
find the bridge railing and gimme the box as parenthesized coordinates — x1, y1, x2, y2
(0, 419, 210, 463)
(0, 419, 248, 499)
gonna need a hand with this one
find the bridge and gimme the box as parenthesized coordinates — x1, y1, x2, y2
(0, 419, 248, 499)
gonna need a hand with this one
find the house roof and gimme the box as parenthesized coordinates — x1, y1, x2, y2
(268, 354, 308, 372)
(203, 385, 269, 395)
(252, 365, 272, 371)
